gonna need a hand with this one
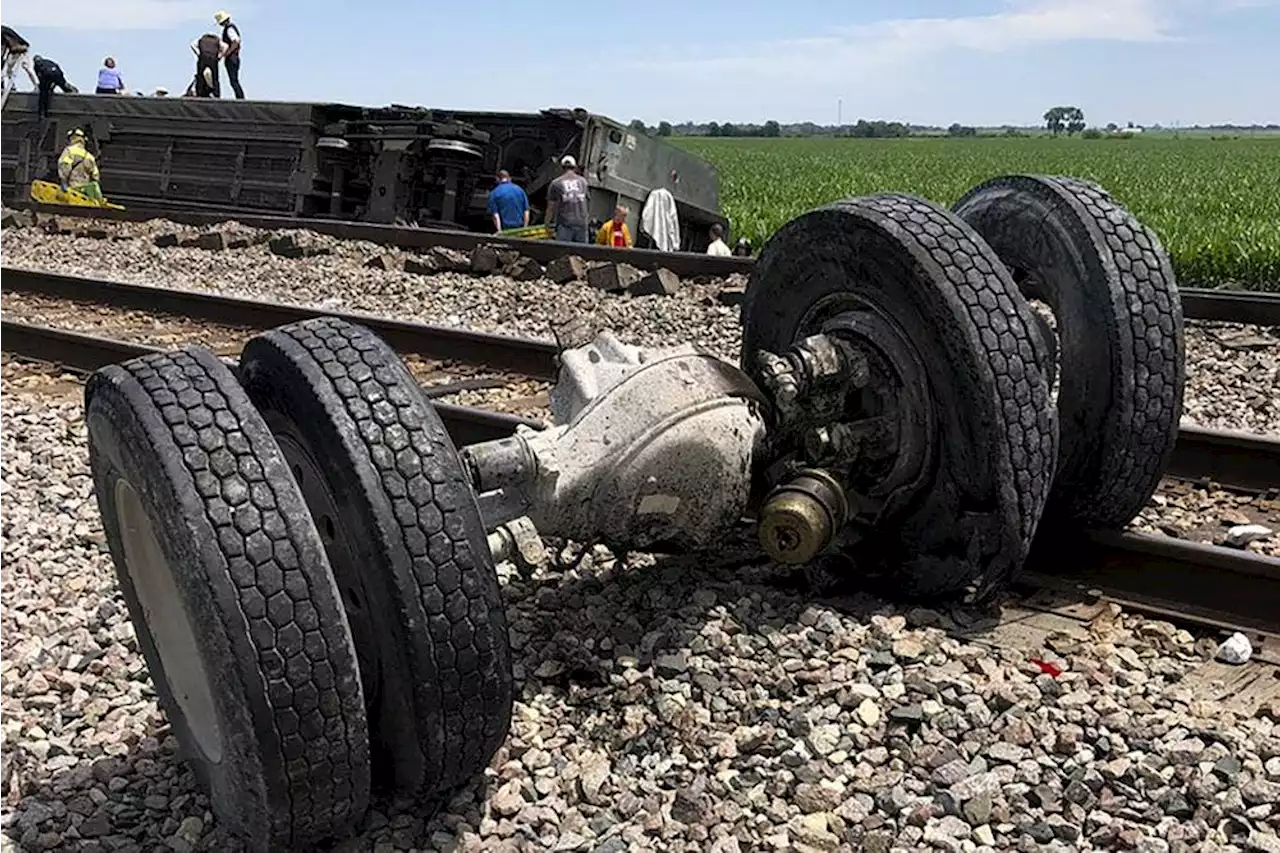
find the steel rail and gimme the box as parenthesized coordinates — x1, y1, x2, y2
(4, 271, 1277, 492)
(10, 204, 1280, 324)
(1180, 288, 1280, 326)
(1166, 425, 1280, 494)
(0, 321, 541, 445)
(1022, 530, 1280, 640)
(5, 322, 1278, 641)
(1, 266, 560, 379)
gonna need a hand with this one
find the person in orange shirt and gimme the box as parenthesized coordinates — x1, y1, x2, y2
(595, 205, 633, 248)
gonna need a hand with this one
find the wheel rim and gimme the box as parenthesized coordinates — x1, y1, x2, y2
(786, 292, 937, 513)
(115, 477, 224, 763)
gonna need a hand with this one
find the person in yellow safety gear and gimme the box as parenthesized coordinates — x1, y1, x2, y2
(58, 129, 103, 202)
(595, 204, 633, 248)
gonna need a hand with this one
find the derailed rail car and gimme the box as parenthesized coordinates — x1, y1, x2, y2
(0, 93, 728, 250)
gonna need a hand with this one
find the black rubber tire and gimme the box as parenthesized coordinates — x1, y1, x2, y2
(237, 317, 514, 802)
(84, 346, 370, 852)
(953, 175, 1185, 529)
(742, 193, 1058, 600)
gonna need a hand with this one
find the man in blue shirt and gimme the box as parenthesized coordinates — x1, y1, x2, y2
(487, 170, 529, 232)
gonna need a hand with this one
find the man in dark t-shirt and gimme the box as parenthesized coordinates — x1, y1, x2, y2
(545, 155, 590, 243)
(189, 33, 222, 97)
(32, 55, 76, 118)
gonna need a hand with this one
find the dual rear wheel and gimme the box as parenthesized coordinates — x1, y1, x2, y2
(742, 175, 1185, 599)
(85, 320, 514, 852)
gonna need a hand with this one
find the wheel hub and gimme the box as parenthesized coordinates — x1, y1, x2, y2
(753, 302, 936, 536)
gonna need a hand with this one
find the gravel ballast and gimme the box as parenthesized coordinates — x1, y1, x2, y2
(3, 223, 1279, 852)
(3, 368, 1279, 852)
(3, 227, 1275, 436)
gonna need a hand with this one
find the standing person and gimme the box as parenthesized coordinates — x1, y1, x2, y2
(2, 25, 38, 108)
(58, 128, 103, 201)
(96, 57, 126, 94)
(189, 33, 222, 97)
(32, 55, 77, 118)
(595, 205, 633, 248)
(706, 223, 732, 256)
(545, 155, 590, 244)
(486, 170, 529, 232)
(214, 11, 244, 99)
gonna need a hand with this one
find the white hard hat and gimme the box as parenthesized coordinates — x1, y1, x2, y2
(560, 155, 576, 168)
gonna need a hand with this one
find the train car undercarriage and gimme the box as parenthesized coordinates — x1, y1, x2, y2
(0, 94, 728, 249)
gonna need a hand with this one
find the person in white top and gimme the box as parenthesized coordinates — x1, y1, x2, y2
(706, 223, 732, 256)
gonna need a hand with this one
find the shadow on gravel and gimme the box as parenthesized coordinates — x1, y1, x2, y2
(5, 524, 995, 853)
(3, 730, 240, 853)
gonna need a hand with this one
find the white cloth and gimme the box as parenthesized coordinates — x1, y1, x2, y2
(706, 237, 731, 257)
(641, 188, 680, 253)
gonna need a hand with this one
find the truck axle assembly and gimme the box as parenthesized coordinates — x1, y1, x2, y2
(80, 175, 1185, 851)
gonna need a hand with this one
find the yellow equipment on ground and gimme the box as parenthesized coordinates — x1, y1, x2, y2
(500, 223, 552, 240)
(29, 180, 125, 210)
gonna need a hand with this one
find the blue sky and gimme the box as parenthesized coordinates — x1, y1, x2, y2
(6, 0, 1277, 127)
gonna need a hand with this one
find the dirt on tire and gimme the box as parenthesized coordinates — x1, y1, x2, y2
(238, 317, 514, 803)
(742, 193, 1058, 601)
(85, 345, 370, 852)
(954, 174, 1185, 530)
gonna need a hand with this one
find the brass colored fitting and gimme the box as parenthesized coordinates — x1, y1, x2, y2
(757, 469, 849, 565)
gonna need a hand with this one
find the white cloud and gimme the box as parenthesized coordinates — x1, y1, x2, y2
(626, 0, 1179, 85)
(6, 0, 210, 30)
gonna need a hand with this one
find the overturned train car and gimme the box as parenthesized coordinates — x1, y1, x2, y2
(0, 93, 727, 250)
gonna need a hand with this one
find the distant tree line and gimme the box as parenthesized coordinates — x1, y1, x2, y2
(624, 115, 1280, 139)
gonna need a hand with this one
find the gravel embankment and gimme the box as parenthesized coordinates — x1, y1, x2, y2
(3, 372, 1280, 852)
(2, 227, 1275, 436)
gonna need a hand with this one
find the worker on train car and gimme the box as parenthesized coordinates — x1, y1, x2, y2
(2, 25, 38, 108)
(595, 205, 633, 248)
(32, 54, 77, 118)
(58, 128, 103, 201)
(189, 33, 222, 97)
(214, 11, 244, 99)
(96, 57, 126, 94)
(487, 170, 529, 232)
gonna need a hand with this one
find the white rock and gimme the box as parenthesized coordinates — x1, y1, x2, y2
(1216, 632, 1254, 664)
(1225, 524, 1274, 548)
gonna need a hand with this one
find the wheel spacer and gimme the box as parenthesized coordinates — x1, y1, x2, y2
(742, 193, 1059, 600)
(238, 317, 514, 802)
(85, 346, 370, 852)
(954, 175, 1186, 530)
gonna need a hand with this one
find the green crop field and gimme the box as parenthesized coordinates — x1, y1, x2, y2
(674, 136, 1280, 290)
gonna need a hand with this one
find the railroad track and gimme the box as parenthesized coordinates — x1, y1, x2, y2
(4, 317, 1278, 648)
(9, 205, 1280, 325)
(4, 267, 1278, 493)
